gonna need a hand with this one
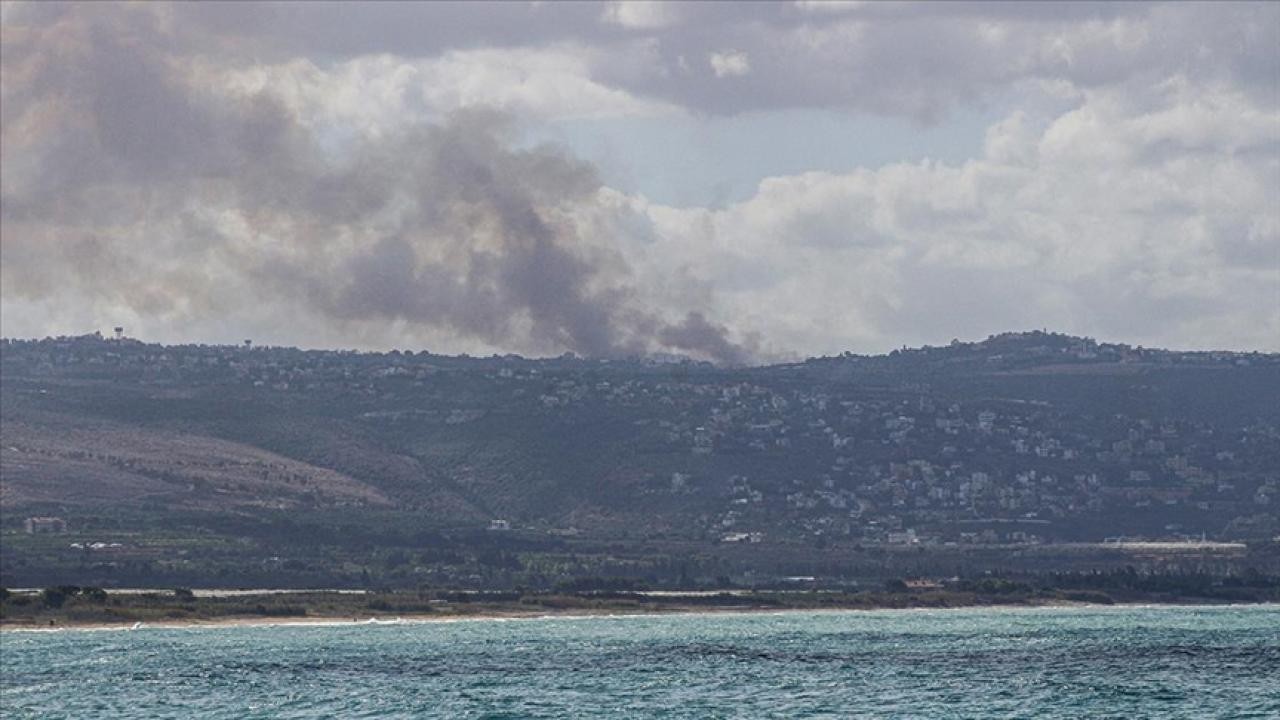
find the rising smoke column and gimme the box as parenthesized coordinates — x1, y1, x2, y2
(0, 2, 755, 364)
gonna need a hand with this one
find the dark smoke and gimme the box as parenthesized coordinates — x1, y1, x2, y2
(659, 312, 754, 366)
(0, 2, 755, 364)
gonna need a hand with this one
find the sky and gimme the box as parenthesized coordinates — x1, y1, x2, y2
(1, 1, 1277, 361)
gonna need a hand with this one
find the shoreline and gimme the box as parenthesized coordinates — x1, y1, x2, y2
(6, 598, 1278, 633)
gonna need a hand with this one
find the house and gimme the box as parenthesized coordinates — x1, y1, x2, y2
(886, 528, 919, 545)
(24, 516, 67, 534)
(903, 578, 943, 590)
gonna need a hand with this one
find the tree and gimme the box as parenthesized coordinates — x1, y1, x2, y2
(40, 587, 70, 608)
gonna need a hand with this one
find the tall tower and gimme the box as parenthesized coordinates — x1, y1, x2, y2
(113, 327, 124, 341)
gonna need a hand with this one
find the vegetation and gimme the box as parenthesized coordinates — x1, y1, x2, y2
(3, 331, 1278, 590)
(3, 570, 1277, 628)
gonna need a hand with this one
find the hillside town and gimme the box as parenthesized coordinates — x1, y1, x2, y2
(4, 331, 1277, 559)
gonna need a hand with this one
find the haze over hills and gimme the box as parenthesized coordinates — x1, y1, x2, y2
(2, 330, 1277, 589)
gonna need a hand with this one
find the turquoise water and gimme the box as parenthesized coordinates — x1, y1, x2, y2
(2, 605, 1278, 718)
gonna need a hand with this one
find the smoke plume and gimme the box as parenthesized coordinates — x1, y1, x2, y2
(0, 2, 754, 364)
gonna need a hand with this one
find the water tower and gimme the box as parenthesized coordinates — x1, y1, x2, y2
(113, 326, 124, 341)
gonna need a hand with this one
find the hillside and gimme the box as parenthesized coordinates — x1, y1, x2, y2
(2, 331, 1278, 588)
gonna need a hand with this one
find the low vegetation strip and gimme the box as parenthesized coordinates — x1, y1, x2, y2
(3, 574, 1278, 629)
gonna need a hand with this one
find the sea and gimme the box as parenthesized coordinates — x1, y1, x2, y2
(2, 605, 1277, 719)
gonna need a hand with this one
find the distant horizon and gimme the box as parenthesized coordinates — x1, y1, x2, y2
(5, 327, 1274, 365)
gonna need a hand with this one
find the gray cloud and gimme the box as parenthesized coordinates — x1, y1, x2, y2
(1, 1, 1275, 357)
(0, 2, 753, 363)
(136, 2, 1280, 120)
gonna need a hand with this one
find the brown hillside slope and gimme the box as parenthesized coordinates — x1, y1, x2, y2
(0, 415, 392, 512)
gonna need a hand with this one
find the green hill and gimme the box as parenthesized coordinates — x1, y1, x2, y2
(3, 331, 1277, 589)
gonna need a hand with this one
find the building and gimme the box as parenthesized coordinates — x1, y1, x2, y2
(24, 516, 67, 534)
(886, 528, 919, 545)
(903, 578, 943, 590)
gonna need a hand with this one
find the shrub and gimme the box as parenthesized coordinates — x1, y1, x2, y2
(1061, 590, 1114, 605)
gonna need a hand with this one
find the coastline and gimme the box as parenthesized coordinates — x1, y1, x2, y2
(6, 597, 1277, 633)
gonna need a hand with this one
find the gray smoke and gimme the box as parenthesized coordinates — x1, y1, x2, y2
(659, 312, 755, 367)
(0, 2, 754, 364)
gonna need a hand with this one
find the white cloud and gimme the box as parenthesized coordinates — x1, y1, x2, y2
(219, 46, 679, 137)
(793, 1, 866, 14)
(709, 51, 751, 78)
(600, 1, 680, 30)
(590, 85, 1280, 355)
